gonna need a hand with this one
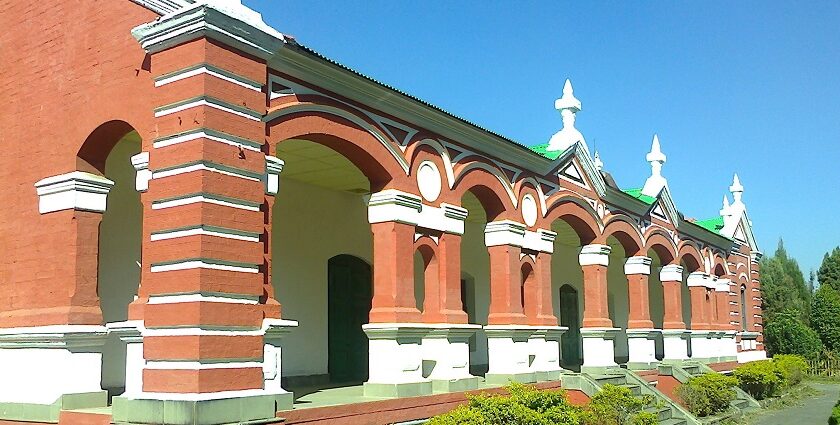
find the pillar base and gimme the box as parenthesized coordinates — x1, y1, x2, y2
(484, 325, 563, 384)
(688, 330, 715, 362)
(0, 391, 107, 423)
(421, 324, 481, 393)
(485, 372, 537, 386)
(580, 327, 620, 369)
(626, 329, 660, 369)
(661, 329, 691, 361)
(363, 324, 432, 397)
(528, 327, 567, 380)
(112, 391, 292, 425)
(0, 325, 108, 414)
(720, 331, 739, 361)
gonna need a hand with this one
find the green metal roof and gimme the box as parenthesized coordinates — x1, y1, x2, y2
(529, 143, 567, 160)
(694, 216, 725, 235)
(622, 188, 657, 205)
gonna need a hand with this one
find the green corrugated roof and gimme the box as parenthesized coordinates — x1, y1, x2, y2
(694, 216, 725, 235)
(529, 143, 566, 160)
(622, 188, 657, 205)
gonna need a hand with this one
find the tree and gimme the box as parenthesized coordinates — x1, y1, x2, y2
(818, 247, 840, 291)
(764, 310, 822, 359)
(811, 285, 840, 351)
(760, 239, 811, 324)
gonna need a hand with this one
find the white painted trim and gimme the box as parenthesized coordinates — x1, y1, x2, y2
(152, 163, 260, 182)
(153, 130, 261, 152)
(154, 98, 260, 121)
(264, 155, 284, 195)
(123, 388, 281, 402)
(150, 260, 258, 274)
(367, 189, 468, 235)
(34, 171, 114, 214)
(145, 361, 263, 370)
(624, 256, 652, 276)
(151, 195, 260, 211)
(155, 66, 262, 92)
(715, 278, 732, 292)
(147, 293, 259, 305)
(660, 264, 683, 282)
(150, 227, 260, 242)
(143, 319, 298, 337)
(131, 151, 152, 192)
(579, 244, 611, 266)
(687, 272, 711, 287)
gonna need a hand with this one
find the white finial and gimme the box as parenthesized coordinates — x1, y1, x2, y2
(721, 175, 745, 236)
(641, 134, 668, 197)
(547, 79, 587, 153)
(594, 151, 604, 171)
(730, 173, 744, 204)
(720, 195, 732, 217)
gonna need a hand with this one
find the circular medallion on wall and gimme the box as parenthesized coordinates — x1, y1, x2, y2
(417, 161, 442, 202)
(521, 193, 538, 227)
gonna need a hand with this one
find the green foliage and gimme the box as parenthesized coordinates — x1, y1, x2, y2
(830, 400, 840, 425)
(579, 384, 654, 425)
(772, 354, 809, 387)
(764, 310, 823, 359)
(674, 373, 737, 417)
(818, 247, 840, 291)
(733, 360, 783, 399)
(427, 383, 655, 425)
(760, 240, 811, 325)
(811, 285, 840, 351)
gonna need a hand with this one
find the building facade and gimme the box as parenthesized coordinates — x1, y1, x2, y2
(0, 1, 765, 424)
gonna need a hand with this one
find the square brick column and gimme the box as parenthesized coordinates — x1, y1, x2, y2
(115, 6, 299, 424)
(625, 256, 659, 368)
(660, 264, 689, 360)
(687, 272, 715, 361)
(578, 244, 619, 369)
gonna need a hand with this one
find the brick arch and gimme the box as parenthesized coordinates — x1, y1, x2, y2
(644, 229, 677, 265)
(544, 196, 601, 245)
(520, 258, 536, 313)
(598, 216, 644, 257)
(450, 162, 517, 221)
(266, 103, 410, 192)
(677, 241, 703, 272)
(77, 120, 138, 174)
(405, 138, 455, 191)
(712, 254, 728, 277)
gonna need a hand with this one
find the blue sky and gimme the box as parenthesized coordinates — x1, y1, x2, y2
(245, 1, 840, 275)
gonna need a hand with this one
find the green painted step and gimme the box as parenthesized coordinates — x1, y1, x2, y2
(592, 374, 626, 385)
(661, 418, 688, 425)
(644, 405, 673, 422)
(620, 383, 642, 396)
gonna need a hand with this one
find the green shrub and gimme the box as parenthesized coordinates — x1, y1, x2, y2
(830, 400, 840, 425)
(773, 354, 809, 387)
(426, 382, 581, 425)
(579, 384, 654, 425)
(733, 360, 783, 399)
(764, 311, 822, 359)
(674, 372, 737, 417)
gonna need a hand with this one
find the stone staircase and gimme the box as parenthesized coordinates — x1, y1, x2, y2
(562, 368, 697, 425)
(659, 361, 760, 419)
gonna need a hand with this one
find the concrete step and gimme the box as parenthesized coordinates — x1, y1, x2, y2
(660, 418, 688, 425)
(620, 383, 642, 395)
(592, 374, 626, 385)
(731, 397, 750, 409)
(644, 405, 673, 422)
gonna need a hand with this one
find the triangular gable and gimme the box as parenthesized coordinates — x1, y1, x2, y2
(547, 141, 606, 197)
(646, 186, 680, 227)
(734, 212, 759, 251)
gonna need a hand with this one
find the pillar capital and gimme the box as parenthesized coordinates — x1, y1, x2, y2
(660, 264, 683, 282)
(263, 155, 284, 195)
(624, 256, 652, 276)
(34, 171, 114, 214)
(715, 278, 732, 292)
(579, 244, 611, 266)
(367, 189, 467, 235)
(687, 271, 710, 287)
(131, 152, 151, 192)
(484, 220, 555, 253)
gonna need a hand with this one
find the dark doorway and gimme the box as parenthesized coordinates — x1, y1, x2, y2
(559, 285, 582, 370)
(327, 255, 372, 383)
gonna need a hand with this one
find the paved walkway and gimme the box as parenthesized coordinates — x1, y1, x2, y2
(749, 383, 840, 425)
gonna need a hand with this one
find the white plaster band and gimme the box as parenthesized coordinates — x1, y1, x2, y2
(151, 226, 261, 242)
(148, 293, 259, 305)
(131, 151, 151, 192)
(686, 272, 710, 287)
(123, 388, 281, 402)
(155, 65, 262, 92)
(660, 264, 683, 282)
(153, 129, 261, 152)
(151, 194, 260, 211)
(624, 256, 652, 276)
(145, 361, 263, 370)
(153, 162, 261, 182)
(34, 171, 114, 214)
(367, 189, 468, 235)
(715, 278, 732, 292)
(150, 259, 259, 274)
(264, 155, 284, 195)
(484, 220, 555, 253)
(142, 319, 298, 337)
(154, 98, 261, 122)
(579, 244, 611, 266)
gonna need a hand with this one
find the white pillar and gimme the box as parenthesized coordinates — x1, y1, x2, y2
(363, 324, 432, 397)
(420, 324, 481, 392)
(661, 330, 690, 360)
(106, 321, 144, 397)
(484, 325, 537, 384)
(263, 318, 297, 410)
(528, 327, 567, 381)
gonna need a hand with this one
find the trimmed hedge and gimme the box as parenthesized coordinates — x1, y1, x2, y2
(773, 354, 809, 387)
(427, 382, 655, 425)
(675, 373, 737, 417)
(733, 359, 783, 399)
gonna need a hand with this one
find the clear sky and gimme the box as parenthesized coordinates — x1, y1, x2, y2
(245, 0, 840, 275)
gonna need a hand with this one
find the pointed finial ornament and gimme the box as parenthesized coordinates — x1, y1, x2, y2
(547, 79, 588, 153)
(641, 134, 668, 197)
(594, 151, 604, 171)
(730, 173, 744, 205)
(720, 195, 732, 217)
